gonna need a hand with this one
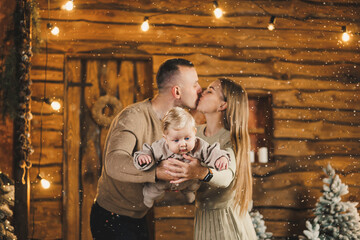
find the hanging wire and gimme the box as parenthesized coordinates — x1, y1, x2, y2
(31, 0, 51, 237)
(250, 0, 353, 33)
(147, 3, 202, 18)
(140, 3, 203, 31)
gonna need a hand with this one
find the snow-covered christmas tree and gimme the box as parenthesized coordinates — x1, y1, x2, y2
(0, 172, 16, 240)
(302, 164, 360, 240)
(250, 210, 273, 240)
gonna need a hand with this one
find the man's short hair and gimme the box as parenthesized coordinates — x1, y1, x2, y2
(156, 58, 194, 91)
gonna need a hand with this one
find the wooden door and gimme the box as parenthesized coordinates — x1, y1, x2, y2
(64, 56, 153, 240)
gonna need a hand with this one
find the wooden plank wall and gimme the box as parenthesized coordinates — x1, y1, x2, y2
(29, 53, 64, 239)
(29, 0, 360, 239)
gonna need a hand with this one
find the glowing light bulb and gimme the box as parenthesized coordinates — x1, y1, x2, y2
(141, 17, 149, 32)
(214, 8, 223, 18)
(63, 0, 74, 11)
(268, 23, 275, 31)
(342, 32, 350, 42)
(341, 26, 350, 42)
(51, 100, 61, 111)
(41, 178, 51, 189)
(268, 16, 276, 31)
(51, 26, 60, 36)
(213, 1, 223, 19)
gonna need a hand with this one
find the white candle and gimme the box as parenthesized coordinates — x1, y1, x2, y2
(249, 150, 255, 163)
(258, 147, 268, 163)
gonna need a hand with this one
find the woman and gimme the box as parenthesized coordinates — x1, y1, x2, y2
(166, 78, 256, 239)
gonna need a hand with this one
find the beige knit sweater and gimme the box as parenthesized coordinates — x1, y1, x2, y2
(95, 99, 162, 218)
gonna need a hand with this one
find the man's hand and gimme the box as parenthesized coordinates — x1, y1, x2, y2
(156, 160, 179, 182)
(160, 155, 209, 184)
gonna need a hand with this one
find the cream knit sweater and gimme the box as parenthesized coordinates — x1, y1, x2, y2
(95, 99, 162, 218)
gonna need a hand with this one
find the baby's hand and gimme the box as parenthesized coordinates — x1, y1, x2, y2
(138, 154, 152, 166)
(215, 157, 228, 170)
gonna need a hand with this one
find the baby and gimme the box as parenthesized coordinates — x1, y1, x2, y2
(133, 107, 230, 208)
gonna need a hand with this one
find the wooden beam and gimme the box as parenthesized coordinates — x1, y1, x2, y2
(31, 53, 64, 70)
(31, 114, 64, 131)
(38, 21, 359, 50)
(155, 219, 194, 240)
(154, 205, 195, 218)
(153, 54, 360, 79)
(30, 182, 62, 200)
(31, 130, 63, 147)
(273, 120, 360, 140)
(29, 200, 62, 239)
(35, 0, 360, 23)
(29, 147, 63, 165)
(30, 165, 62, 184)
(272, 90, 360, 110)
(273, 139, 360, 156)
(273, 108, 360, 124)
(37, 9, 360, 32)
(64, 59, 81, 240)
(31, 82, 64, 98)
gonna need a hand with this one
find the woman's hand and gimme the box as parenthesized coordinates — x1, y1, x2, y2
(160, 155, 209, 184)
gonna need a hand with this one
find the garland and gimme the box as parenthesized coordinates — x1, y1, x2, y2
(0, 0, 40, 119)
(12, 0, 34, 185)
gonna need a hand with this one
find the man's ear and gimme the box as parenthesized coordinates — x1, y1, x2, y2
(218, 101, 227, 111)
(171, 86, 181, 99)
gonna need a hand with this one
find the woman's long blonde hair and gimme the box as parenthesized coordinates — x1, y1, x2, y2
(219, 78, 252, 216)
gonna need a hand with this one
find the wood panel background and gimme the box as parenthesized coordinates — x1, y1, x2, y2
(63, 57, 152, 240)
(28, 0, 360, 239)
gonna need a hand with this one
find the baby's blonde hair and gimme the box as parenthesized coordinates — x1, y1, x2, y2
(162, 107, 195, 134)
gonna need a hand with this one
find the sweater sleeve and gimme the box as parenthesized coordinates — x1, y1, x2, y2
(207, 147, 236, 188)
(133, 143, 155, 171)
(104, 109, 156, 183)
(197, 138, 230, 169)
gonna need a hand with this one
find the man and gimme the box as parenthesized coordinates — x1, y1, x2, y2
(90, 58, 202, 240)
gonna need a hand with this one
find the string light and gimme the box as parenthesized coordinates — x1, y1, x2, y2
(341, 26, 350, 42)
(213, 1, 223, 19)
(62, 0, 74, 11)
(51, 26, 60, 36)
(268, 16, 275, 31)
(47, 23, 60, 36)
(141, 16, 150, 32)
(37, 174, 51, 189)
(51, 101, 61, 111)
(44, 98, 62, 111)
